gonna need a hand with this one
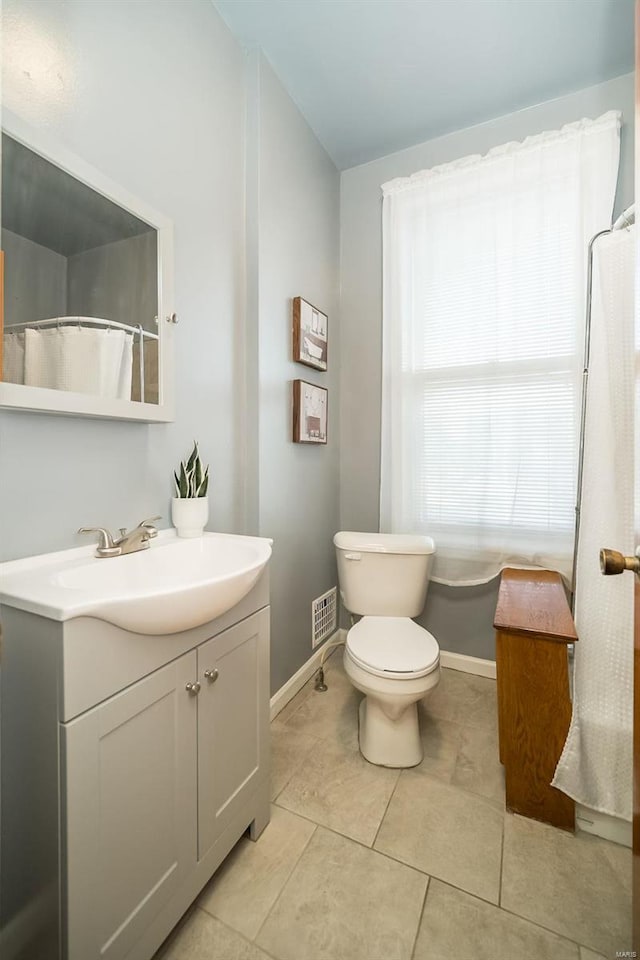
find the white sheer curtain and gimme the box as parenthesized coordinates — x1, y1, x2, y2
(381, 112, 621, 585)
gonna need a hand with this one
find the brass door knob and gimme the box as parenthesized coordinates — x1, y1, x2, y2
(599, 548, 640, 576)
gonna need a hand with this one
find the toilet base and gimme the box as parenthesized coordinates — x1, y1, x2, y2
(358, 697, 423, 768)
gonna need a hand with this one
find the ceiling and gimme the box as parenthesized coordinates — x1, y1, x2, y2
(214, 0, 635, 170)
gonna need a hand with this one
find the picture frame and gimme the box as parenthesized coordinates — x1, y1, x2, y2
(292, 379, 328, 444)
(292, 296, 328, 371)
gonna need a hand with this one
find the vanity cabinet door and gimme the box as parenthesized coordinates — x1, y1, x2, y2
(61, 651, 198, 960)
(197, 608, 270, 859)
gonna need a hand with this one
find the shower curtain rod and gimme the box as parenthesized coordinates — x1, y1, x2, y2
(4, 316, 159, 339)
(571, 201, 635, 608)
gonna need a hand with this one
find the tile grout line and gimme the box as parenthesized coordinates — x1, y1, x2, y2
(250, 822, 319, 947)
(417, 706, 505, 810)
(370, 765, 403, 849)
(198, 811, 318, 943)
(270, 733, 321, 803)
(423, 878, 602, 955)
(395, 762, 506, 815)
(273, 696, 506, 844)
(495, 815, 629, 952)
(331, 813, 505, 911)
(242, 819, 436, 959)
(272, 799, 403, 855)
(270, 807, 439, 886)
(475, 894, 604, 952)
(195, 907, 282, 960)
(409, 875, 431, 960)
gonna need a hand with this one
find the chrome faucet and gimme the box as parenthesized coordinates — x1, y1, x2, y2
(79, 517, 161, 558)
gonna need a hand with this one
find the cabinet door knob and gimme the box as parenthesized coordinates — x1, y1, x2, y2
(204, 669, 219, 683)
(185, 681, 201, 696)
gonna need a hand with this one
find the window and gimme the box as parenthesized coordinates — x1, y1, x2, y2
(380, 112, 621, 585)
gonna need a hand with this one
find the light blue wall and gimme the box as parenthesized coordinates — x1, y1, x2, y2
(0, 2, 341, 697)
(254, 56, 340, 693)
(0, 0, 248, 558)
(339, 73, 635, 660)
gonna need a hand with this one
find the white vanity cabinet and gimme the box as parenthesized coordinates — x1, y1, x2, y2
(0, 580, 270, 960)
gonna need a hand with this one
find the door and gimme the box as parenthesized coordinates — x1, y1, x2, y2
(197, 608, 269, 859)
(602, 551, 640, 948)
(635, 572, 639, 950)
(62, 651, 198, 960)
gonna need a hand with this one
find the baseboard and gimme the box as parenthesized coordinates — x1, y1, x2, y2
(439, 650, 496, 679)
(270, 629, 345, 721)
(576, 804, 632, 848)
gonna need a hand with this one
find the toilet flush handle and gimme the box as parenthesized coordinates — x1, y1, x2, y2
(344, 552, 362, 561)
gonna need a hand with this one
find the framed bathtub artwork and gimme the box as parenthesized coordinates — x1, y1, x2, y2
(293, 297, 328, 371)
(293, 379, 328, 444)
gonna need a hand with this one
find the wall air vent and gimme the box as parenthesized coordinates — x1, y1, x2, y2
(312, 587, 337, 648)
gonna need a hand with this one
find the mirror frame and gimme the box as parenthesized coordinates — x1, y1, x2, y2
(0, 110, 175, 422)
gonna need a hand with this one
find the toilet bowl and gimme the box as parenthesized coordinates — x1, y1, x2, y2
(344, 616, 440, 767)
(334, 531, 441, 768)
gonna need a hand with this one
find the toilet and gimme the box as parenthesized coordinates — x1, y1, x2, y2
(334, 531, 440, 768)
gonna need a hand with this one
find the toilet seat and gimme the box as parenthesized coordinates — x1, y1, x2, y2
(346, 616, 439, 680)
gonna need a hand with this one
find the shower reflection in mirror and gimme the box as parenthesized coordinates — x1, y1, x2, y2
(1, 133, 159, 403)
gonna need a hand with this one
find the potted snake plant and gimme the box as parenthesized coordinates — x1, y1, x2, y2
(171, 442, 210, 538)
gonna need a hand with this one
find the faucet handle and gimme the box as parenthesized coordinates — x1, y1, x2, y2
(78, 526, 114, 548)
(138, 515, 161, 537)
(78, 527, 120, 557)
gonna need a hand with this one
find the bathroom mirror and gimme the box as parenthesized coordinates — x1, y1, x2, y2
(0, 112, 175, 421)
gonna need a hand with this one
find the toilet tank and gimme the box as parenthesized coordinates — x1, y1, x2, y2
(334, 531, 436, 617)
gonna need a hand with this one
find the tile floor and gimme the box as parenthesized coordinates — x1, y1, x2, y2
(155, 651, 631, 960)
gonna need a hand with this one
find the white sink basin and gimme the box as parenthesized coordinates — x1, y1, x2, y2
(0, 530, 273, 635)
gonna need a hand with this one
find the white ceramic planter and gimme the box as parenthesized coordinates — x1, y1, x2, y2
(171, 496, 209, 538)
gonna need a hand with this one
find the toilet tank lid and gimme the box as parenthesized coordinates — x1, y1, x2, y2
(334, 531, 435, 555)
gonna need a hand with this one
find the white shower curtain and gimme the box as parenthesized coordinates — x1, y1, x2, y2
(552, 226, 635, 820)
(23, 327, 133, 400)
(3, 331, 25, 384)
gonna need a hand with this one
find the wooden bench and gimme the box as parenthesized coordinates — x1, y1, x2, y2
(494, 567, 577, 831)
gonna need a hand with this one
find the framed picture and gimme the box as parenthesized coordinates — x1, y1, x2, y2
(293, 379, 328, 444)
(293, 297, 328, 371)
